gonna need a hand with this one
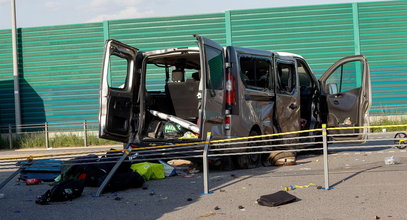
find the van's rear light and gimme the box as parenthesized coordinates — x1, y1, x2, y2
(225, 71, 236, 110)
(225, 115, 231, 130)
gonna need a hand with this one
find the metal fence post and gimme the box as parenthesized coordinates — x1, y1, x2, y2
(322, 124, 330, 190)
(45, 122, 49, 149)
(8, 124, 13, 149)
(203, 132, 212, 194)
(83, 120, 87, 147)
(96, 146, 133, 197)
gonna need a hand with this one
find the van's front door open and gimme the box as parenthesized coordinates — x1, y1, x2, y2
(99, 40, 140, 143)
(319, 55, 371, 140)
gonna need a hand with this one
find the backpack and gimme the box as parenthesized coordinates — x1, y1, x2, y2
(36, 176, 86, 205)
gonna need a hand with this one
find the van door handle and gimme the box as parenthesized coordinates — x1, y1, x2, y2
(289, 104, 298, 110)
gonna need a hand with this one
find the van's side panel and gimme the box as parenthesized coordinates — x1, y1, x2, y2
(227, 47, 275, 137)
(274, 57, 301, 135)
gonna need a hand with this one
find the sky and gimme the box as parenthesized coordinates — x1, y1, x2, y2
(0, 0, 391, 30)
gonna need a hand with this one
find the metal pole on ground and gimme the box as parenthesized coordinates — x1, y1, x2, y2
(0, 159, 32, 191)
(203, 132, 212, 194)
(95, 146, 133, 197)
(322, 124, 330, 190)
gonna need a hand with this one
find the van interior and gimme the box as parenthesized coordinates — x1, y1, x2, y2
(141, 49, 202, 141)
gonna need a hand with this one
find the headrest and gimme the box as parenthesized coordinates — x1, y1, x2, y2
(172, 70, 184, 82)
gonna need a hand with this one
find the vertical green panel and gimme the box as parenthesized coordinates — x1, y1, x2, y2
(225, 11, 232, 46)
(0, 30, 16, 125)
(230, 4, 355, 77)
(1, 0, 407, 129)
(108, 13, 226, 91)
(1, 23, 105, 125)
(358, 0, 407, 115)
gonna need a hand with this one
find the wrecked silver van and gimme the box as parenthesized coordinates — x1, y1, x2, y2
(98, 36, 371, 168)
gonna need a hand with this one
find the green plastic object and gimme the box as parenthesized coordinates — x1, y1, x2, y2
(130, 162, 165, 181)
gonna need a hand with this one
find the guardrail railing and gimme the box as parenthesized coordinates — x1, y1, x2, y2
(0, 121, 104, 149)
(0, 123, 406, 196)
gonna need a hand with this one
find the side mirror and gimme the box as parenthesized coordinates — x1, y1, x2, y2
(327, 83, 338, 94)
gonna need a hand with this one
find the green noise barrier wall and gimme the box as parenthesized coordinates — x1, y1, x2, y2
(0, 0, 406, 127)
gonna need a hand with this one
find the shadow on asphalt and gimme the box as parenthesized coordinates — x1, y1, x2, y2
(330, 165, 382, 188)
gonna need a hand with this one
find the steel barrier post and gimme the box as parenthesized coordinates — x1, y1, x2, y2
(0, 159, 32, 191)
(322, 124, 330, 190)
(95, 146, 133, 197)
(83, 120, 88, 147)
(8, 124, 13, 149)
(45, 122, 49, 149)
(203, 132, 212, 194)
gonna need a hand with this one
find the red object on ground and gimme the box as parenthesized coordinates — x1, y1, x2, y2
(25, 178, 40, 185)
(78, 173, 87, 180)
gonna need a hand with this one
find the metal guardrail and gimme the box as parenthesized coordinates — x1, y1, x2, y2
(0, 123, 406, 195)
(0, 121, 101, 149)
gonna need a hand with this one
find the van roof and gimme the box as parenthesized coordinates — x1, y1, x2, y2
(276, 51, 303, 59)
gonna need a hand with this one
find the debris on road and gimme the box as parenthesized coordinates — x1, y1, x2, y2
(25, 178, 40, 185)
(257, 191, 297, 207)
(158, 160, 176, 177)
(283, 183, 316, 191)
(238, 205, 246, 211)
(200, 212, 216, 217)
(384, 156, 400, 165)
(130, 162, 165, 181)
(214, 206, 220, 210)
(167, 159, 193, 167)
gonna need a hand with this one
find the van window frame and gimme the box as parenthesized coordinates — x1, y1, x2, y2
(238, 54, 274, 92)
(276, 59, 297, 95)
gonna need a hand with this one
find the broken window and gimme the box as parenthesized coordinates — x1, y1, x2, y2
(239, 56, 272, 90)
(277, 62, 296, 94)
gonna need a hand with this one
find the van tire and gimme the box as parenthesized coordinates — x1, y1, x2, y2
(235, 130, 261, 169)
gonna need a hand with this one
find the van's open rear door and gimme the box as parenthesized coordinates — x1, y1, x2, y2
(99, 40, 140, 143)
(196, 36, 226, 139)
(319, 55, 371, 140)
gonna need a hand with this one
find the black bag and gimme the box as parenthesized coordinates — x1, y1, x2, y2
(61, 154, 99, 181)
(98, 171, 144, 193)
(257, 191, 297, 207)
(36, 178, 85, 205)
(83, 165, 108, 187)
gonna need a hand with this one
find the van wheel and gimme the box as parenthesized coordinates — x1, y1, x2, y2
(235, 130, 261, 169)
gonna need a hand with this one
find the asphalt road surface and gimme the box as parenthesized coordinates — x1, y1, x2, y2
(0, 144, 406, 220)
